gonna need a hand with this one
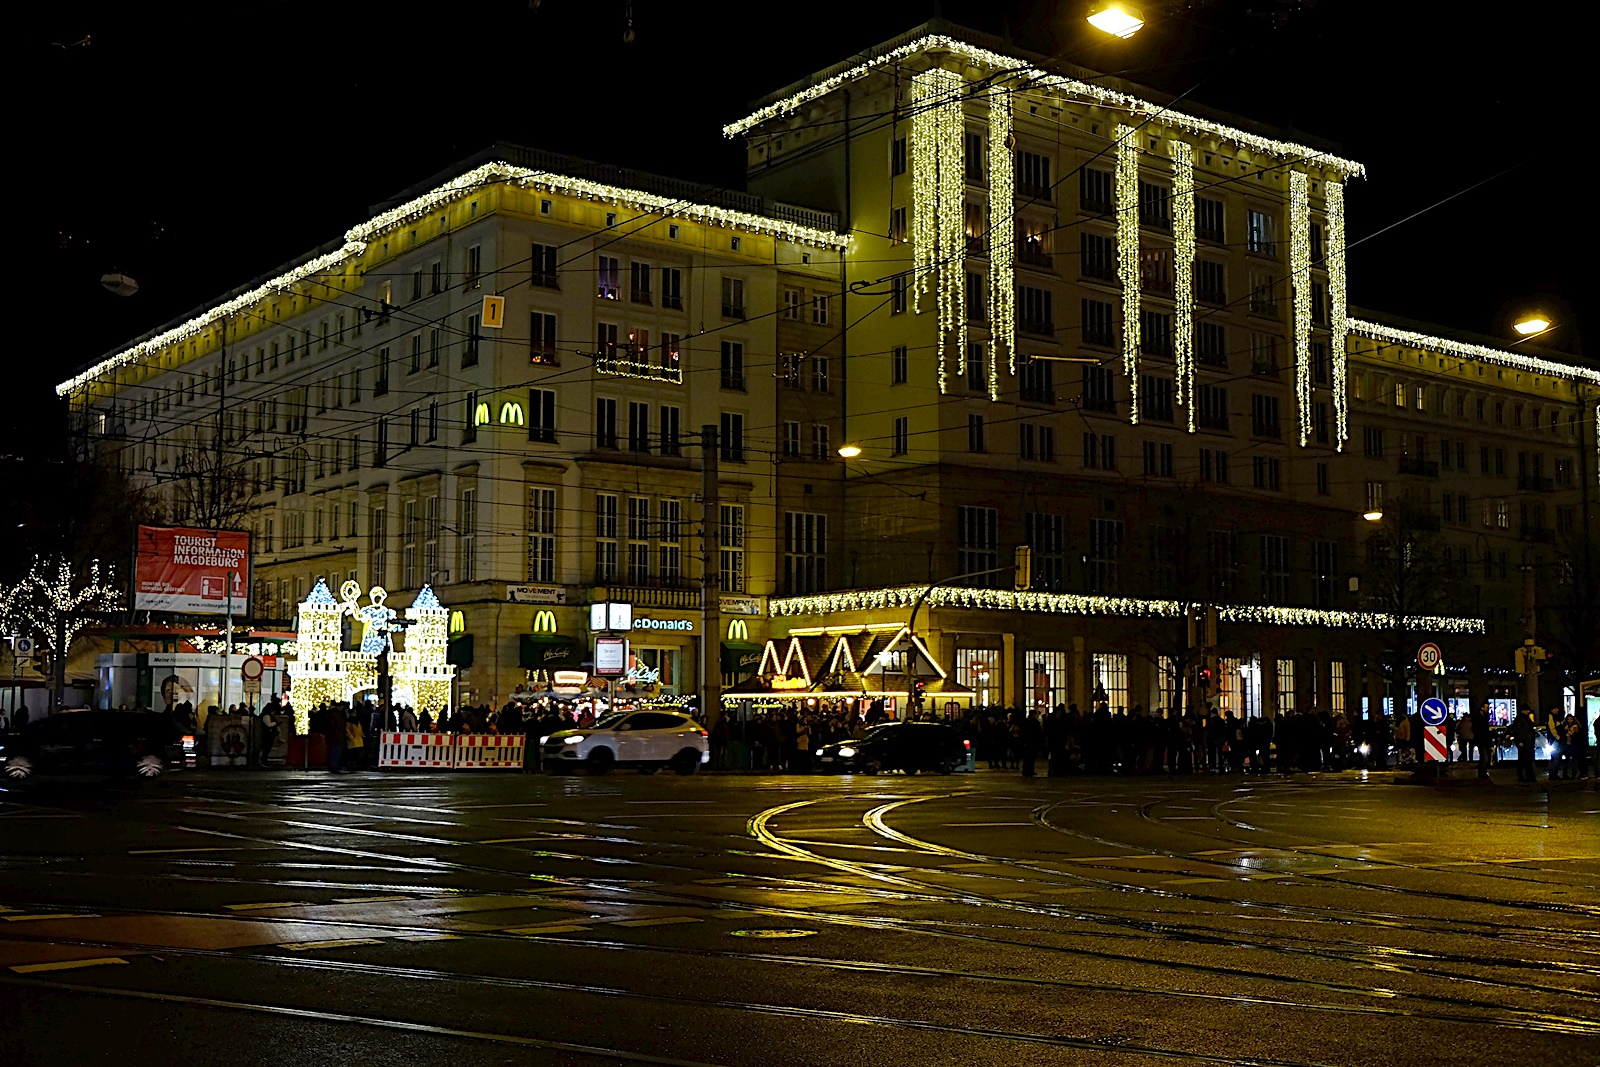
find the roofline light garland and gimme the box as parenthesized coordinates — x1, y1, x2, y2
(723, 34, 1366, 179)
(58, 162, 846, 397)
(767, 585, 1486, 634)
(1347, 318, 1600, 385)
(1115, 126, 1141, 424)
(1289, 170, 1313, 447)
(1326, 180, 1350, 450)
(909, 67, 967, 394)
(1169, 139, 1196, 430)
(988, 93, 1016, 383)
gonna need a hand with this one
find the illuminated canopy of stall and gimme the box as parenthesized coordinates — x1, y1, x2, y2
(722, 628, 974, 703)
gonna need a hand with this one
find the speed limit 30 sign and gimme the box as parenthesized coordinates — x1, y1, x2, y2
(1416, 642, 1443, 672)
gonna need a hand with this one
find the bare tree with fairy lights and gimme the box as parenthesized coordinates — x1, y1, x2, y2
(0, 556, 121, 713)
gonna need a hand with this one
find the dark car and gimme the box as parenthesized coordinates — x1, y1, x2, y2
(814, 721, 968, 774)
(2, 710, 176, 782)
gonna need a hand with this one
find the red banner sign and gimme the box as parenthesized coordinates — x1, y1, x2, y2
(134, 525, 250, 616)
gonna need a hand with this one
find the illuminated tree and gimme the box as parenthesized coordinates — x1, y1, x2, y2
(1, 555, 121, 711)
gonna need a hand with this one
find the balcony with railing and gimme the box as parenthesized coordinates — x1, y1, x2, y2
(592, 583, 701, 609)
(1398, 456, 1440, 477)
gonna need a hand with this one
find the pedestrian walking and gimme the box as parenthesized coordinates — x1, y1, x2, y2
(1019, 710, 1043, 777)
(1510, 706, 1537, 782)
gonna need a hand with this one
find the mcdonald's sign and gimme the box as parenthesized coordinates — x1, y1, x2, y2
(499, 401, 525, 426)
(533, 609, 558, 634)
(727, 619, 749, 641)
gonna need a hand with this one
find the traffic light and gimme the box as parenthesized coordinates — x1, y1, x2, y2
(1197, 664, 1213, 693)
(1514, 647, 1527, 675)
(1014, 545, 1032, 592)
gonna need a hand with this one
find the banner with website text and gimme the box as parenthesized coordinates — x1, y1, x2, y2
(134, 525, 251, 615)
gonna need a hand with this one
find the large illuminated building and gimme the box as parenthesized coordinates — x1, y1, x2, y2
(62, 21, 1595, 719)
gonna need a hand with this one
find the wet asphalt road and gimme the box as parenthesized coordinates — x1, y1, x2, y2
(0, 767, 1595, 1067)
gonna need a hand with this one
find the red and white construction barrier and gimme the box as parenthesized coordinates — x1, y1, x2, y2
(1422, 725, 1450, 763)
(378, 732, 455, 768)
(452, 733, 526, 769)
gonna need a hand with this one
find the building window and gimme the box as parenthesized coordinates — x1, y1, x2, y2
(721, 276, 745, 318)
(369, 506, 387, 589)
(1091, 653, 1128, 713)
(463, 314, 481, 367)
(1246, 209, 1277, 255)
(1137, 179, 1170, 229)
(1140, 375, 1175, 423)
(1082, 432, 1117, 470)
(1087, 518, 1123, 593)
(782, 421, 801, 458)
(1365, 481, 1384, 515)
(530, 313, 558, 364)
(1260, 535, 1290, 602)
(1252, 456, 1282, 490)
(957, 649, 1001, 707)
(626, 497, 652, 585)
(810, 423, 831, 460)
(810, 355, 830, 393)
(520, 485, 551, 583)
(1080, 168, 1112, 213)
(1197, 197, 1225, 243)
(1017, 150, 1052, 199)
(1316, 461, 1329, 495)
(1313, 540, 1337, 607)
(1083, 364, 1116, 412)
(1019, 286, 1053, 335)
(1082, 232, 1116, 280)
(1027, 651, 1069, 712)
(1197, 260, 1226, 305)
(957, 506, 999, 584)
(893, 416, 909, 456)
(891, 273, 908, 314)
(659, 405, 681, 456)
(1276, 658, 1296, 713)
(1197, 384, 1228, 430)
(628, 401, 651, 453)
(1019, 354, 1054, 403)
(1077, 298, 1113, 348)
(720, 504, 746, 592)
(967, 413, 986, 452)
(597, 256, 619, 300)
(658, 499, 682, 582)
(784, 512, 827, 594)
(720, 341, 745, 390)
(1025, 512, 1065, 591)
(1194, 321, 1226, 368)
(720, 412, 745, 462)
(591, 492, 619, 583)
(1142, 440, 1174, 477)
(1251, 393, 1281, 437)
(891, 136, 907, 176)
(595, 398, 618, 449)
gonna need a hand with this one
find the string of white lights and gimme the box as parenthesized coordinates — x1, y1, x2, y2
(722, 34, 1367, 180)
(767, 585, 1486, 634)
(909, 67, 967, 394)
(1115, 126, 1141, 424)
(1347, 318, 1600, 385)
(1168, 140, 1196, 432)
(1325, 180, 1350, 451)
(57, 161, 848, 398)
(988, 92, 1016, 384)
(1289, 170, 1313, 447)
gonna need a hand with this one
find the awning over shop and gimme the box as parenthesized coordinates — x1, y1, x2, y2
(447, 635, 474, 667)
(519, 633, 580, 669)
(721, 641, 764, 675)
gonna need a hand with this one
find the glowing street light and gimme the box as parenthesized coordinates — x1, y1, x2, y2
(1087, 2, 1145, 38)
(1513, 314, 1551, 336)
(836, 444, 862, 458)
(1363, 508, 1384, 523)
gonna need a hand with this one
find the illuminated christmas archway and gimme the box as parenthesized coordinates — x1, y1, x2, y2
(287, 579, 455, 732)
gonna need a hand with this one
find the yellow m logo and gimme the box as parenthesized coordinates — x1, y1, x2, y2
(500, 401, 525, 426)
(533, 609, 558, 634)
(727, 619, 749, 641)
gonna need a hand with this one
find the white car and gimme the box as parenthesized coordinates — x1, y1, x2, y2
(541, 710, 709, 775)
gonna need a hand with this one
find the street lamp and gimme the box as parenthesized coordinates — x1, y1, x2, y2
(836, 444, 862, 458)
(1363, 508, 1384, 523)
(1513, 314, 1551, 337)
(1087, 1, 1145, 38)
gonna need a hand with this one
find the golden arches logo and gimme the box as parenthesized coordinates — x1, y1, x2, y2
(500, 401, 525, 426)
(533, 609, 558, 634)
(727, 619, 749, 641)
(448, 610, 465, 636)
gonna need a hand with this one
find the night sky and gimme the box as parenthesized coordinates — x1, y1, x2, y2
(19, 0, 1585, 454)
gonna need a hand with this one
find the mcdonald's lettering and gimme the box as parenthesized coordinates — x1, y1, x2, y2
(533, 609, 558, 634)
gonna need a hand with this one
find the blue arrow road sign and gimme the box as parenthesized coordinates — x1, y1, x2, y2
(1420, 697, 1449, 726)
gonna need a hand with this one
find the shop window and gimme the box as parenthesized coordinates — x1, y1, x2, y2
(1091, 652, 1128, 713)
(1026, 651, 1067, 711)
